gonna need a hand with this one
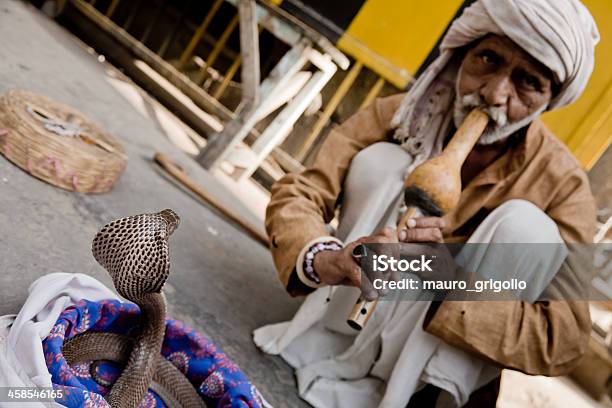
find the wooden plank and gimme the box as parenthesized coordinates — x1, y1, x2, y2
(68, 0, 235, 122)
(196, 39, 312, 169)
(296, 61, 363, 161)
(243, 57, 336, 179)
(237, 0, 260, 112)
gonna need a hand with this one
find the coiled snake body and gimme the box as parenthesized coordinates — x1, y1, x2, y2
(61, 210, 206, 408)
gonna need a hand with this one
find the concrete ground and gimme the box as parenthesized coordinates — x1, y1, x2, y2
(0, 1, 306, 406)
(2, 2, 610, 408)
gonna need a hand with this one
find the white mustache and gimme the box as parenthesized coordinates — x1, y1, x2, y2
(457, 93, 508, 128)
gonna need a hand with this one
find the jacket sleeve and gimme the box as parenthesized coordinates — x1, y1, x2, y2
(424, 164, 596, 376)
(265, 94, 405, 295)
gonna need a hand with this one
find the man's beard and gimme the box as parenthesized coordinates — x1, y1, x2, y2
(453, 92, 546, 145)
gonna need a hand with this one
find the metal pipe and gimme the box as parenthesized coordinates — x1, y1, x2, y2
(296, 61, 363, 161)
(359, 76, 385, 109)
(178, 0, 223, 69)
(196, 14, 239, 85)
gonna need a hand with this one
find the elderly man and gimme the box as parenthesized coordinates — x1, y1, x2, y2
(254, 0, 600, 407)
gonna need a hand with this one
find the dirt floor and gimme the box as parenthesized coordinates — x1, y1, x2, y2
(0, 2, 306, 406)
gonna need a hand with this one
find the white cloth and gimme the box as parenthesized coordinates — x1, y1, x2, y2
(391, 0, 599, 171)
(0, 273, 119, 407)
(254, 143, 567, 408)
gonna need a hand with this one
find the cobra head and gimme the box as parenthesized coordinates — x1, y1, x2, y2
(91, 209, 180, 300)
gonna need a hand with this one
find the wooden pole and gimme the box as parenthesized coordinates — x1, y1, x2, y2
(105, 0, 120, 18)
(295, 61, 362, 162)
(359, 77, 385, 109)
(196, 39, 312, 169)
(178, 0, 224, 69)
(236, 0, 260, 112)
(213, 55, 242, 99)
(153, 152, 269, 246)
(196, 14, 239, 85)
(347, 109, 490, 330)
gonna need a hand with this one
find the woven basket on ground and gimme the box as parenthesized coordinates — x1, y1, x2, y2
(0, 90, 127, 193)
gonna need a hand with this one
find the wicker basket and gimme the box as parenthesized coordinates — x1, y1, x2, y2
(0, 90, 127, 193)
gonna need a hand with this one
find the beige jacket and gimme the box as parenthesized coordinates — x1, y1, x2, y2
(265, 93, 596, 376)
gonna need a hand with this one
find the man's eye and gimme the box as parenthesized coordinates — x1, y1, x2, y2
(523, 75, 541, 90)
(479, 51, 498, 65)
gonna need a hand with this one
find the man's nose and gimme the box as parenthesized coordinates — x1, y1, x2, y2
(480, 74, 511, 108)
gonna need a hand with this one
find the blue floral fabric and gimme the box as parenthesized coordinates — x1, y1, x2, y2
(43, 299, 265, 408)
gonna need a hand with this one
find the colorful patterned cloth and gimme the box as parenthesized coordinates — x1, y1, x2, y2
(43, 299, 265, 408)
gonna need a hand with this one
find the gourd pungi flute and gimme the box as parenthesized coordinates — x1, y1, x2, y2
(347, 109, 490, 330)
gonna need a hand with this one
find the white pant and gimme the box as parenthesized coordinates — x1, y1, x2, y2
(254, 142, 566, 408)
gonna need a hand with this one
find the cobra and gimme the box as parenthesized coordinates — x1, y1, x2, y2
(61, 209, 206, 408)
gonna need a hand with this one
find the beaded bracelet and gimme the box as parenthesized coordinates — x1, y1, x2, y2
(303, 241, 343, 284)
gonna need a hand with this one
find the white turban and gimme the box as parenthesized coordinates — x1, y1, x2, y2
(391, 0, 600, 170)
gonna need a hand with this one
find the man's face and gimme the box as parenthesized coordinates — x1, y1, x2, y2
(455, 34, 555, 144)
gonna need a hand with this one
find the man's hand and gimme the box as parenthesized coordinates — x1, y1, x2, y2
(398, 216, 458, 282)
(398, 216, 446, 243)
(313, 228, 398, 294)
(313, 218, 457, 299)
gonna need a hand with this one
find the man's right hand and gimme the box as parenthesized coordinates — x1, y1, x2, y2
(312, 228, 398, 294)
(313, 241, 363, 288)
(312, 220, 448, 299)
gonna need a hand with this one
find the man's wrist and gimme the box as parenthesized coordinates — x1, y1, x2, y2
(305, 242, 342, 283)
(296, 237, 343, 288)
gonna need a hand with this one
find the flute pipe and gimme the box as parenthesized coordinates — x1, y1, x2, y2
(346, 109, 489, 331)
(347, 206, 419, 331)
(443, 109, 489, 164)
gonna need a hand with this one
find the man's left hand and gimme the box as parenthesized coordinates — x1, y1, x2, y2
(396, 216, 458, 283)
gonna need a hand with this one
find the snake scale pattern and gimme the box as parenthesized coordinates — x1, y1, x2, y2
(62, 209, 206, 408)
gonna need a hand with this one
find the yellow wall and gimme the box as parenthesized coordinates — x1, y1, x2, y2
(337, 0, 463, 88)
(542, 0, 612, 169)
